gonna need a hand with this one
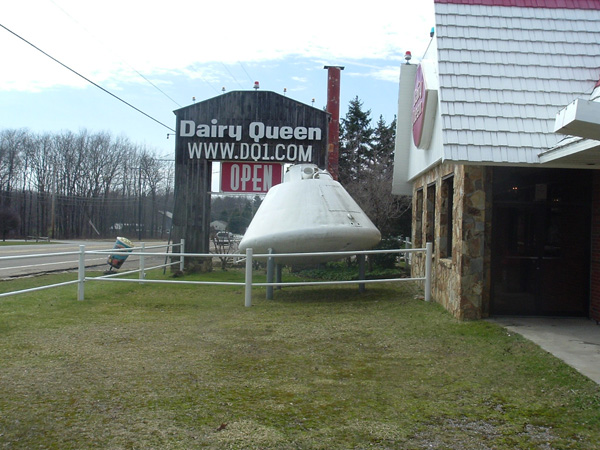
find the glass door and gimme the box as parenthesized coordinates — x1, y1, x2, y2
(491, 168, 590, 316)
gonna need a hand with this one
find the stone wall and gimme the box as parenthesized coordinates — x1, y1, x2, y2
(458, 165, 488, 319)
(411, 163, 489, 320)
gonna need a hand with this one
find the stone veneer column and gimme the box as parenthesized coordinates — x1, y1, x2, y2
(458, 166, 487, 319)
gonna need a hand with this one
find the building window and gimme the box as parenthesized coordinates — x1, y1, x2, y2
(415, 189, 423, 247)
(426, 184, 436, 247)
(440, 175, 454, 259)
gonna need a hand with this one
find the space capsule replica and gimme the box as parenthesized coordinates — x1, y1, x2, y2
(238, 164, 381, 264)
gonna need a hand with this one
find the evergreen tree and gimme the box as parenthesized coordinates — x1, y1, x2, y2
(339, 96, 374, 185)
(338, 99, 411, 238)
(372, 114, 397, 176)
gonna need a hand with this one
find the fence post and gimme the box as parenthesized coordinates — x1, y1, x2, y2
(139, 242, 145, 283)
(276, 264, 282, 290)
(425, 242, 433, 302)
(404, 237, 412, 267)
(78, 245, 85, 301)
(179, 238, 185, 272)
(245, 248, 253, 307)
(358, 253, 366, 292)
(266, 248, 274, 300)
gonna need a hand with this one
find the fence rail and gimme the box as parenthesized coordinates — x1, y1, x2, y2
(0, 241, 183, 300)
(0, 241, 433, 306)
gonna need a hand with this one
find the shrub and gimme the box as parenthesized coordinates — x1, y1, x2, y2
(370, 237, 400, 270)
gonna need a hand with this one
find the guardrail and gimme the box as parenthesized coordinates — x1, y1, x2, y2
(1, 242, 433, 306)
(25, 236, 50, 242)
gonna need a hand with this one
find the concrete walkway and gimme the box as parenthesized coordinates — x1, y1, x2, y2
(489, 317, 600, 385)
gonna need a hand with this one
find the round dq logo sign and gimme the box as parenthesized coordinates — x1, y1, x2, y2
(412, 64, 437, 149)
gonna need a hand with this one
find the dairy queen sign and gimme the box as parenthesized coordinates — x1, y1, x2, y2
(174, 90, 329, 166)
(170, 90, 330, 265)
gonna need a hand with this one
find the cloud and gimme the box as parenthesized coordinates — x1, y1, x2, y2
(346, 67, 401, 83)
(0, 0, 434, 92)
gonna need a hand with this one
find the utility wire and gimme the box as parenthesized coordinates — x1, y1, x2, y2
(0, 22, 176, 133)
(47, 0, 182, 108)
(221, 62, 244, 89)
(130, 69, 182, 108)
(238, 61, 255, 84)
(189, 62, 222, 95)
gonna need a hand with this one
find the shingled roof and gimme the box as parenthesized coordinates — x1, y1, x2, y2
(434, 0, 600, 164)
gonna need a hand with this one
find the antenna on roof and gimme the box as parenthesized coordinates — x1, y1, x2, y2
(422, 25, 436, 59)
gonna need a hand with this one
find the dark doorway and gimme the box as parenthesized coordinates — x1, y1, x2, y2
(491, 168, 591, 316)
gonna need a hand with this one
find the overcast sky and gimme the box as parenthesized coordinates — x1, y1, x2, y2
(0, 0, 435, 157)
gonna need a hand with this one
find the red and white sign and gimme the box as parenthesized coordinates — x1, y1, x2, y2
(220, 162, 283, 193)
(412, 64, 437, 150)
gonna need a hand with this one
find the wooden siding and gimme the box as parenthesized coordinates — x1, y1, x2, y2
(171, 158, 212, 258)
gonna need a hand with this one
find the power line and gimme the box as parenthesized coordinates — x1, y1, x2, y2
(47, 0, 182, 108)
(130, 70, 182, 108)
(189, 62, 222, 95)
(238, 61, 255, 84)
(0, 22, 176, 133)
(221, 62, 244, 89)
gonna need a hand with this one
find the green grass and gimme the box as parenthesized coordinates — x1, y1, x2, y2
(1, 269, 599, 449)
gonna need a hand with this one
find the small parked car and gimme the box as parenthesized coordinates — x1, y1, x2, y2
(215, 231, 232, 245)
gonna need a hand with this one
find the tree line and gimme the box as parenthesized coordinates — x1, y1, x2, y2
(0, 96, 410, 241)
(0, 128, 174, 240)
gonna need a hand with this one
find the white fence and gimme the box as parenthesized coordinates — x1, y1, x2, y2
(0, 241, 433, 306)
(0, 241, 183, 299)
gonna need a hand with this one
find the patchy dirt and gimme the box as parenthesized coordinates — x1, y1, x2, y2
(408, 418, 559, 450)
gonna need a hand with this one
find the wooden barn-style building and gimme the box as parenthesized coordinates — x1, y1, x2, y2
(171, 90, 329, 270)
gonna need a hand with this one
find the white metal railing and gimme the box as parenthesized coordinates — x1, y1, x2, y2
(0, 241, 184, 300)
(1, 241, 433, 306)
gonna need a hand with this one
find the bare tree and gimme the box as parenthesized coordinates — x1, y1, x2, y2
(345, 169, 411, 237)
(140, 148, 164, 237)
(26, 133, 56, 236)
(0, 129, 27, 208)
(0, 205, 20, 241)
(0, 128, 172, 239)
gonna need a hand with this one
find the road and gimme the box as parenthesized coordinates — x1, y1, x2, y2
(0, 240, 173, 279)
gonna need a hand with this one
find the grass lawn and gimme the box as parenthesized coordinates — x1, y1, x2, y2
(0, 269, 599, 449)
